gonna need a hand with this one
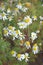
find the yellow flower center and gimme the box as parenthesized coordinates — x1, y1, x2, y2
(8, 26, 13, 30)
(33, 47, 37, 51)
(25, 18, 30, 23)
(18, 2, 22, 5)
(11, 51, 14, 55)
(7, 8, 10, 11)
(26, 41, 30, 46)
(17, 54, 21, 58)
(15, 8, 18, 11)
(25, 2, 31, 7)
(4, 30, 8, 34)
(34, 16, 37, 19)
(34, 44, 37, 47)
(16, 30, 19, 34)
(2, 13, 5, 17)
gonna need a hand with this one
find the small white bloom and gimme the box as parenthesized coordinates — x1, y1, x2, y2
(32, 16, 37, 21)
(7, 8, 11, 14)
(8, 16, 13, 21)
(11, 50, 17, 57)
(16, 3, 22, 9)
(32, 44, 39, 54)
(39, 16, 43, 20)
(17, 22, 27, 29)
(2, 12, 7, 21)
(31, 32, 37, 42)
(40, 21, 43, 24)
(21, 7, 28, 12)
(24, 16, 32, 25)
(25, 53, 30, 62)
(25, 41, 31, 49)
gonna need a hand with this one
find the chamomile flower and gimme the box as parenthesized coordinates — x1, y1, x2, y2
(21, 7, 28, 12)
(1, 3, 5, 11)
(25, 41, 31, 49)
(25, 53, 30, 62)
(0, 14, 2, 20)
(24, 16, 32, 25)
(7, 7, 11, 14)
(8, 16, 13, 21)
(17, 54, 22, 61)
(20, 40, 24, 46)
(2, 12, 7, 21)
(3, 29, 9, 37)
(40, 21, 43, 24)
(32, 15, 37, 21)
(39, 16, 43, 20)
(32, 44, 39, 54)
(17, 22, 27, 29)
(31, 32, 37, 42)
(11, 50, 17, 57)
(16, 3, 22, 9)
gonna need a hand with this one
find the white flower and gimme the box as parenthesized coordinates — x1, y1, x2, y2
(17, 54, 25, 61)
(32, 16, 37, 21)
(7, 8, 11, 14)
(8, 16, 13, 21)
(3, 28, 9, 37)
(24, 16, 32, 25)
(17, 22, 27, 29)
(25, 41, 31, 49)
(36, 30, 40, 33)
(25, 53, 30, 62)
(12, 8, 20, 16)
(17, 54, 22, 61)
(39, 16, 43, 20)
(16, 3, 22, 9)
(32, 44, 39, 54)
(31, 32, 37, 42)
(21, 7, 28, 12)
(21, 54, 25, 60)
(1, 4, 5, 11)
(2, 12, 7, 21)
(11, 50, 17, 57)
(0, 14, 2, 20)
(40, 21, 43, 24)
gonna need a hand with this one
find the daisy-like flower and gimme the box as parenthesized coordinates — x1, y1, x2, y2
(39, 16, 43, 20)
(0, 14, 2, 20)
(20, 40, 24, 46)
(3, 29, 9, 37)
(8, 16, 13, 21)
(8, 26, 15, 31)
(7, 7, 11, 14)
(15, 30, 25, 40)
(36, 30, 40, 34)
(24, 16, 32, 25)
(31, 32, 37, 42)
(25, 53, 30, 62)
(16, 3, 22, 9)
(17, 54, 22, 61)
(11, 50, 17, 57)
(21, 7, 28, 12)
(25, 41, 31, 49)
(40, 21, 43, 24)
(12, 8, 20, 16)
(1, 3, 5, 11)
(32, 15, 37, 21)
(25, 2, 31, 8)
(17, 54, 25, 61)
(1, 12, 7, 21)
(32, 44, 39, 54)
(17, 22, 27, 29)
